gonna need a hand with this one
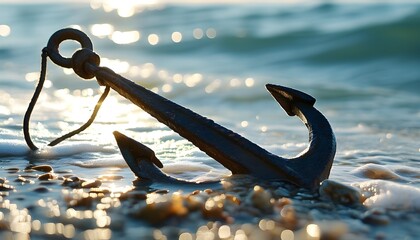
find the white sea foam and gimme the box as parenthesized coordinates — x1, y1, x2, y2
(0, 139, 116, 159)
(162, 162, 213, 174)
(72, 158, 128, 168)
(0, 140, 30, 157)
(33, 143, 115, 159)
(353, 180, 420, 210)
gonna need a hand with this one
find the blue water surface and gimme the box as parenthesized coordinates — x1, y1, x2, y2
(0, 1, 419, 238)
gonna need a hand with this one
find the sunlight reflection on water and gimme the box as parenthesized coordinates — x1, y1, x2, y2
(0, 2, 420, 239)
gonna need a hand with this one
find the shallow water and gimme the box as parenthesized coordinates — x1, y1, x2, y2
(0, 1, 419, 239)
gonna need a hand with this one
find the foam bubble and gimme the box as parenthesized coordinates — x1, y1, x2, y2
(353, 180, 420, 210)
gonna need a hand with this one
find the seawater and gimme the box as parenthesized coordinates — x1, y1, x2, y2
(0, 1, 419, 238)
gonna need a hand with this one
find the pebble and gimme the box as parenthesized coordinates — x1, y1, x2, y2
(275, 197, 293, 209)
(362, 209, 390, 225)
(204, 189, 213, 194)
(0, 183, 14, 191)
(0, 220, 9, 230)
(131, 194, 188, 224)
(81, 180, 102, 188)
(6, 167, 19, 173)
(202, 197, 228, 220)
(119, 190, 147, 201)
(28, 165, 53, 173)
(184, 195, 204, 211)
(65, 194, 94, 208)
(248, 185, 273, 213)
(14, 176, 34, 184)
(62, 176, 85, 188)
(319, 179, 362, 206)
(279, 205, 298, 230)
(89, 187, 111, 195)
(33, 187, 49, 193)
(38, 173, 58, 181)
(0, 177, 7, 184)
(55, 169, 73, 174)
(155, 189, 170, 194)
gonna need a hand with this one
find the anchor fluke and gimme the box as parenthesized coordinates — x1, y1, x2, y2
(113, 131, 163, 169)
(266, 84, 316, 116)
(113, 131, 220, 186)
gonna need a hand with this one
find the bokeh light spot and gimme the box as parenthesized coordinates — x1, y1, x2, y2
(193, 28, 204, 39)
(171, 31, 183, 43)
(111, 31, 140, 44)
(91, 24, 114, 38)
(148, 34, 159, 45)
(281, 229, 294, 240)
(0, 25, 11, 37)
(245, 78, 255, 87)
(206, 28, 217, 39)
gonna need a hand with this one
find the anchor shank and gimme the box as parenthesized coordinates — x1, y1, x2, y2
(89, 64, 297, 180)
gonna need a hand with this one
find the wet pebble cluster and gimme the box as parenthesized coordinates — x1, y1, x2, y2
(0, 165, 416, 240)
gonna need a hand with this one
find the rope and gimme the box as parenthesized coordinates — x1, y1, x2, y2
(23, 48, 48, 151)
(23, 47, 109, 150)
(48, 86, 110, 147)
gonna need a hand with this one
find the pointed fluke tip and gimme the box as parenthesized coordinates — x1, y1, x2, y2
(113, 131, 164, 168)
(265, 84, 316, 116)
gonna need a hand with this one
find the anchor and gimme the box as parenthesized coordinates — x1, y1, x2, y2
(24, 28, 336, 190)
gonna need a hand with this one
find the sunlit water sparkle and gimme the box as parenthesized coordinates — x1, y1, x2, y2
(1, 1, 420, 239)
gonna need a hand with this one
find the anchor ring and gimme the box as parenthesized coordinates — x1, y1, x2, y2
(46, 28, 93, 68)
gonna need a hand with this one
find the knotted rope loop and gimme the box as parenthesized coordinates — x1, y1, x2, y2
(72, 48, 100, 79)
(24, 28, 110, 151)
(46, 28, 93, 69)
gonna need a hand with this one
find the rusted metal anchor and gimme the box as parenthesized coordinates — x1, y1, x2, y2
(30, 28, 336, 189)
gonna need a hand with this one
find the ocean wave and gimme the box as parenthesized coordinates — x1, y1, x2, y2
(306, 9, 420, 63)
(137, 4, 420, 66)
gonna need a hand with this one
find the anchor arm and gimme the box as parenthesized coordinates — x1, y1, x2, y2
(266, 84, 336, 188)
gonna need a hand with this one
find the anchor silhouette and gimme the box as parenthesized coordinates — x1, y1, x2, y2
(112, 84, 336, 189)
(26, 28, 336, 189)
